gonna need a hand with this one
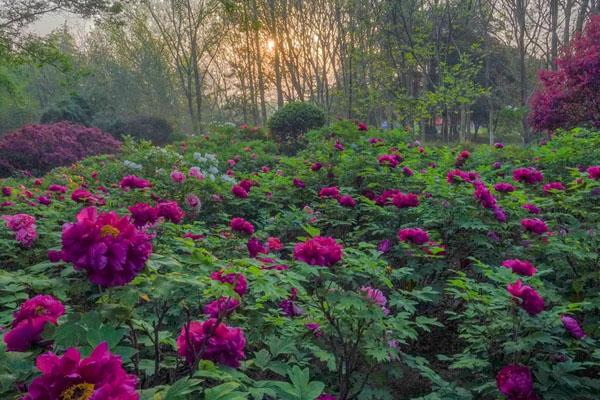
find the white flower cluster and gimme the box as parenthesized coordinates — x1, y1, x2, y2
(123, 160, 142, 170)
(191, 152, 236, 183)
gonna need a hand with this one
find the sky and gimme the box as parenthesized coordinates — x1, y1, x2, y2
(29, 12, 91, 36)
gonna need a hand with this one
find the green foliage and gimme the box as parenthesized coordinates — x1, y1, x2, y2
(40, 94, 94, 126)
(268, 102, 326, 154)
(107, 116, 179, 145)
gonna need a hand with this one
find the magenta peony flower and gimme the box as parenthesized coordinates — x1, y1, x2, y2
(512, 168, 543, 184)
(23, 342, 138, 400)
(494, 182, 516, 193)
(455, 150, 470, 167)
(378, 154, 400, 168)
(368, 137, 384, 144)
(230, 217, 254, 234)
(128, 203, 159, 227)
(522, 204, 540, 214)
(521, 218, 548, 234)
(561, 315, 585, 339)
(542, 181, 565, 193)
(587, 165, 600, 180)
(170, 170, 186, 184)
(185, 194, 201, 210)
(157, 201, 185, 223)
(473, 182, 498, 209)
(447, 169, 479, 184)
(374, 189, 401, 206)
(210, 271, 248, 296)
(402, 166, 414, 176)
(239, 179, 258, 192)
(177, 319, 246, 367)
(311, 162, 323, 171)
(377, 239, 391, 253)
(293, 236, 343, 267)
(292, 178, 306, 188)
(2, 186, 11, 196)
(398, 228, 429, 245)
(338, 195, 356, 208)
(501, 259, 537, 276)
(334, 140, 344, 151)
(37, 196, 51, 206)
(2, 213, 37, 247)
(48, 184, 67, 193)
(119, 175, 151, 190)
(317, 395, 337, 400)
(279, 288, 304, 317)
(319, 186, 340, 199)
(360, 286, 389, 315)
(357, 121, 368, 131)
(494, 142, 505, 149)
(507, 280, 544, 315)
(203, 297, 240, 319)
(231, 184, 249, 198)
(392, 192, 419, 208)
(496, 364, 537, 400)
(61, 207, 153, 287)
(4, 295, 65, 352)
(247, 237, 267, 257)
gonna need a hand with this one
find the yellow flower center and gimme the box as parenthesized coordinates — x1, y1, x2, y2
(34, 306, 46, 316)
(100, 224, 120, 238)
(60, 382, 95, 400)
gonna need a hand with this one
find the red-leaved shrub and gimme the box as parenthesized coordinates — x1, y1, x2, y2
(0, 122, 120, 177)
(529, 16, 600, 131)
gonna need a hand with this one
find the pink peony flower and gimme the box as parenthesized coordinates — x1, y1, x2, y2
(71, 188, 105, 206)
(185, 194, 201, 210)
(2, 213, 37, 247)
(338, 195, 356, 208)
(177, 319, 246, 367)
(128, 203, 159, 227)
(494, 182, 516, 193)
(512, 168, 543, 184)
(23, 342, 138, 400)
(391, 192, 419, 208)
(398, 228, 429, 245)
(210, 271, 248, 296)
(521, 218, 548, 234)
(61, 207, 153, 287)
(157, 201, 185, 223)
(230, 217, 254, 234)
(357, 121, 368, 131)
(507, 280, 545, 315)
(319, 186, 340, 199)
(188, 167, 204, 180)
(203, 297, 240, 319)
(4, 295, 65, 352)
(239, 179, 258, 192)
(119, 175, 151, 190)
(587, 166, 600, 180)
(293, 236, 343, 267)
(542, 181, 565, 193)
(501, 259, 537, 276)
(231, 184, 249, 198)
(170, 170, 186, 184)
(496, 364, 537, 400)
(455, 150, 470, 166)
(360, 286, 389, 315)
(561, 315, 585, 339)
(266, 237, 283, 251)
